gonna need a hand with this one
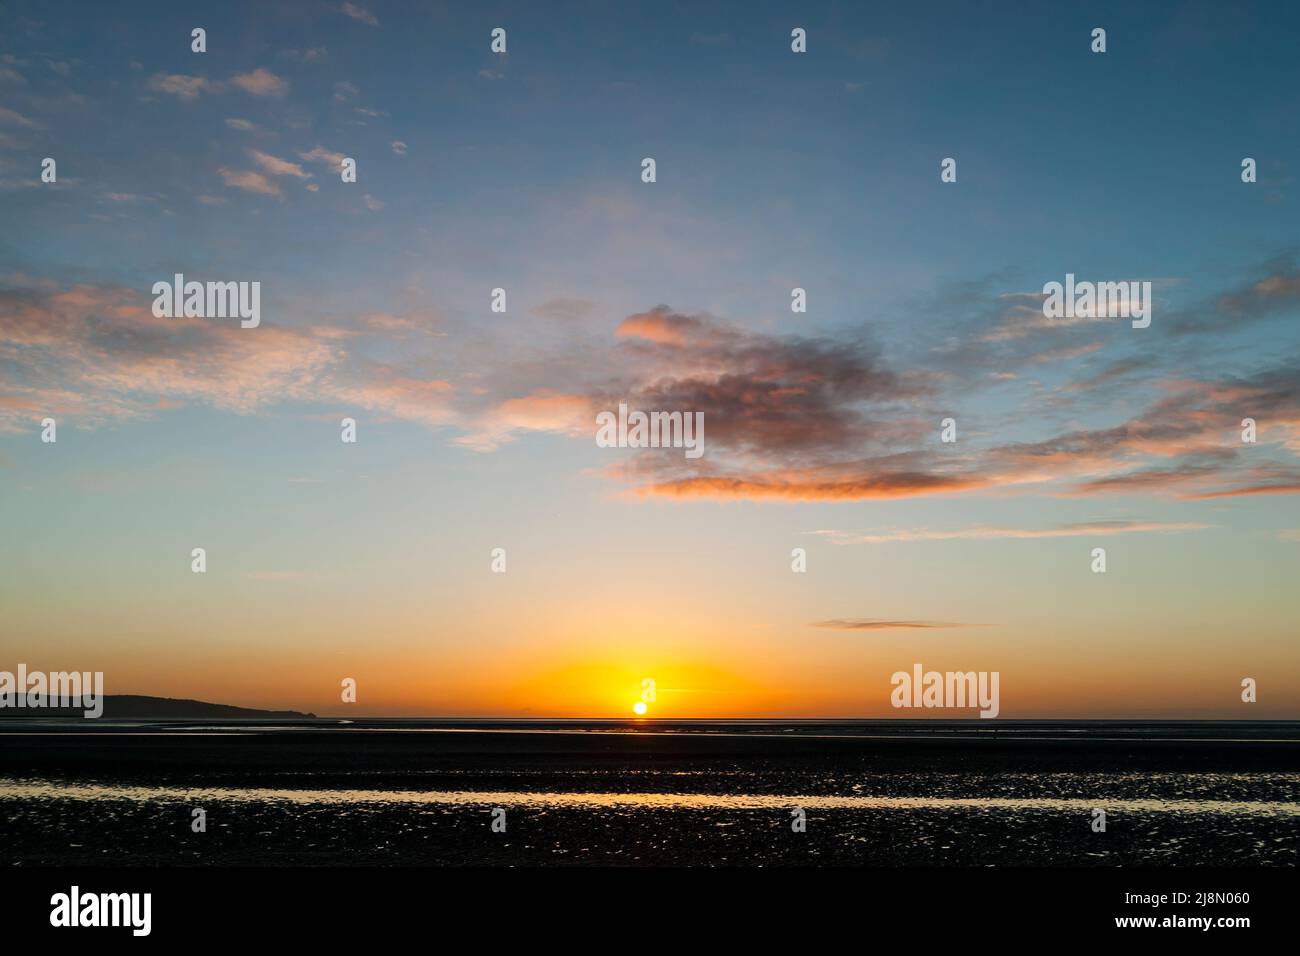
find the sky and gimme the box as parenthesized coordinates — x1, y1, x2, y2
(1, 0, 1298, 718)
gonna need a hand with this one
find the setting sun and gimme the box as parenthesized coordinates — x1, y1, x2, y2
(632, 702, 648, 716)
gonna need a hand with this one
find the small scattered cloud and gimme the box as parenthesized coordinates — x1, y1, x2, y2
(216, 166, 281, 197)
(390, 140, 407, 156)
(456, 391, 593, 451)
(230, 67, 288, 97)
(225, 117, 257, 131)
(299, 145, 347, 168)
(147, 73, 218, 101)
(280, 47, 328, 63)
(248, 148, 309, 179)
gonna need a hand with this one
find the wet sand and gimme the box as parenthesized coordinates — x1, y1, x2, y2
(2, 720, 1296, 866)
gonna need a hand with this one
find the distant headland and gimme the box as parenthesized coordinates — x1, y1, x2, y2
(0, 694, 316, 720)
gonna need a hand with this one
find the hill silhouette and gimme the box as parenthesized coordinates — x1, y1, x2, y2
(0, 694, 316, 719)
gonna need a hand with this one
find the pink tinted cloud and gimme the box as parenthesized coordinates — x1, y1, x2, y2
(0, 282, 454, 432)
(230, 67, 288, 97)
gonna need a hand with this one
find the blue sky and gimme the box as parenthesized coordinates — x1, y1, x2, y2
(1, 1, 1298, 717)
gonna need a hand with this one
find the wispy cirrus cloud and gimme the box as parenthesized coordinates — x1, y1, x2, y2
(809, 520, 1211, 545)
(1184, 474, 1300, 499)
(4, 251, 1297, 507)
(0, 281, 454, 433)
(339, 2, 379, 27)
(1169, 253, 1300, 335)
(0, 58, 25, 86)
(641, 467, 985, 501)
(995, 368, 1300, 498)
(0, 105, 39, 127)
(0, 282, 335, 427)
(812, 619, 965, 630)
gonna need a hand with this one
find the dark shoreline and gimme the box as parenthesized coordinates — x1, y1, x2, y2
(4, 719, 1299, 779)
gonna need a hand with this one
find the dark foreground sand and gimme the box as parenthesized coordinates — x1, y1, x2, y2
(2, 721, 1296, 866)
